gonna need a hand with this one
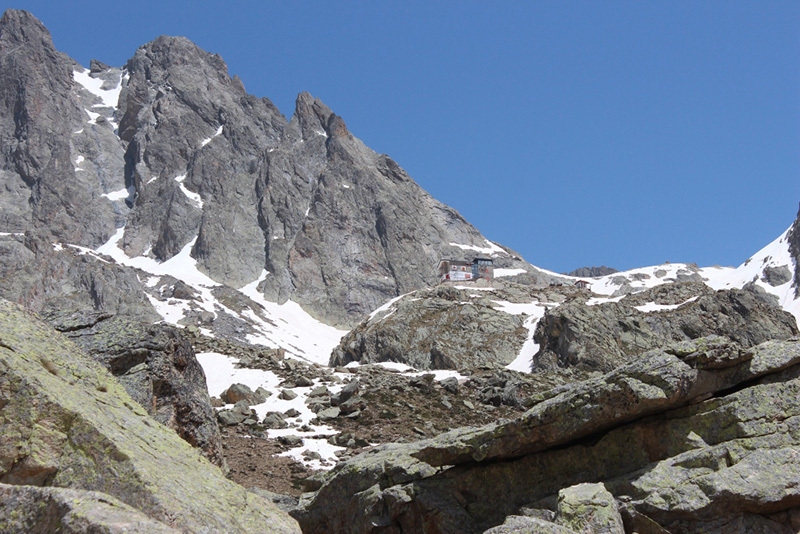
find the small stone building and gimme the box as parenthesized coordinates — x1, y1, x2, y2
(438, 258, 494, 283)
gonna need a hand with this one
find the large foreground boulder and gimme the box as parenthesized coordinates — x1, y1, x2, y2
(52, 313, 226, 469)
(0, 483, 178, 533)
(296, 336, 800, 533)
(0, 300, 299, 533)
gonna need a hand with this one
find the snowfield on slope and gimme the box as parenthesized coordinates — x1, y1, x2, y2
(96, 228, 347, 365)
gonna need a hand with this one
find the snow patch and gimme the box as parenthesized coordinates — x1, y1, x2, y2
(587, 295, 625, 306)
(449, 240, 506, 257)
(73, 68, 123, 108)
(368, 294, 407, 321)
(200, 125, 224, 147)
(494, 268, 527, 278)
(634, 297, 698, 313)
(101, 186, 135, 202)
(239, 271, 348, 365)
(175, 175, 203, 207)
(701, 227, 799, 326)
(84, 109, 101, 123)
(492, 300, 550, 373)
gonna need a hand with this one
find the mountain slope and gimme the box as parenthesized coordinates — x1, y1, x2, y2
(0, 9, 536, 333)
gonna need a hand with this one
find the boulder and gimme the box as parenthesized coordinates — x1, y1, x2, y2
(59, 316, 225, 468)
(556, 483, 624, 534)
(218, 409, 248, 426)
(263, 412, 289, 429)
(221, 383, 267, 405)
(483, 515, 575, 533)
(0, 300, 299, 533)
(279, 389, 298, 401)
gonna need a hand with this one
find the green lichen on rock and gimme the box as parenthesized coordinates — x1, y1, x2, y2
(556, 483, 624, 534)
(0, 300, 300, 533)
(0, 483, 178, 533)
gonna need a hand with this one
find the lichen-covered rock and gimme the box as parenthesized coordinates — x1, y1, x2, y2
(0, 300, 299, 533)
(483, 515, 576, 533)
(56, 316, 225, 469)
(0, 483, 178, 533)
(556, 483, 623, 534)
(295, 338, 800, 533)
(330, 285, 527, 370)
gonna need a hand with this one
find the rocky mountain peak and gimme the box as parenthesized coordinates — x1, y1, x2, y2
(0, 9, 53, 50)
(0, 10, 116, 246)
(294, 91, 334, 138)
(126, 35, 233, 91)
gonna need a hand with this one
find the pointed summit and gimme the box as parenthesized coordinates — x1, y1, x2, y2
(0, 9, 53, 48)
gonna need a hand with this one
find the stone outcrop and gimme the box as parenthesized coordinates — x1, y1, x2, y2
(294, 336, 800, 533)
(330, 285, 528, 370)
(0, 300, 300, 533)
(55, 316, 225, 468)
(0, 233, 158, 324)
(0, 483, 178, 533)
(533, 283, 798, 372)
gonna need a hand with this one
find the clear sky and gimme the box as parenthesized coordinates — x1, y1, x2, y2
(9, 1, 800, 273)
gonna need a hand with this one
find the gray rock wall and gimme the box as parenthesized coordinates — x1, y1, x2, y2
(788, 205, 800, 298)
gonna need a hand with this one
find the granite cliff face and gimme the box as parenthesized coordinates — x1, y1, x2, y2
(789, 204, 800, 298)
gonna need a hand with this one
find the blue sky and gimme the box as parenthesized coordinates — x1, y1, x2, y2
(10, 1, 800, 273)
